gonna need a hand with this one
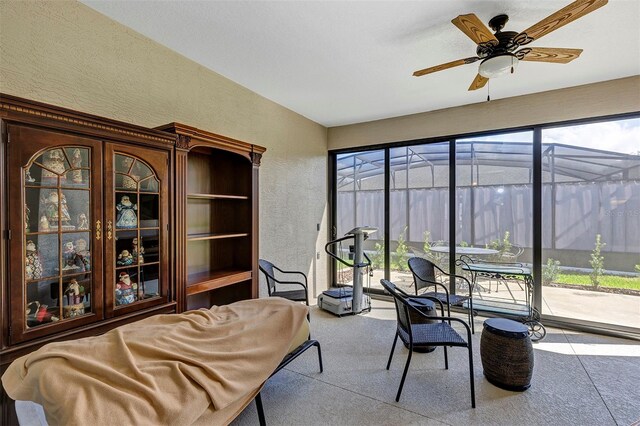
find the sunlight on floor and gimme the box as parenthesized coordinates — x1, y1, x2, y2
(535, 342, 640, 357)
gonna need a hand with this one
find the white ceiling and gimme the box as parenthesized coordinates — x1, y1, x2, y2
(81, 0, 640, 127)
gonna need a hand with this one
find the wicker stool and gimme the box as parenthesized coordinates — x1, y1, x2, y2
(405, 297, 436, 353)
(480, 318, 534, 391)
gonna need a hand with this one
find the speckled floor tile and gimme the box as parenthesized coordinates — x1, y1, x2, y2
(232, 302, 638, 425)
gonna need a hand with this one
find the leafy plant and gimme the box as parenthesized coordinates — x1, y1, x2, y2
(488, 231, 512, 261)
(542, 258, 561, 286)
(392, 226, 409, 271)
(372, 242, 385, 270)
(459, 240, 469, 248)
(589, 234, 606, 289)
(423, 230, 432, 253)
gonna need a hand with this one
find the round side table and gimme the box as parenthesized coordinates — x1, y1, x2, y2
(480, 318, 534, 391)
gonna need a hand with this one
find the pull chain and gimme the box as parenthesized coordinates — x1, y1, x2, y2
(487, 79, 491, 102)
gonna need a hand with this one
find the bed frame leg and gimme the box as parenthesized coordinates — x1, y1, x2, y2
(255, 392, 266, 426)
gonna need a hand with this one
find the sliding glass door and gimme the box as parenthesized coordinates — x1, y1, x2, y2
(331, 114, 639, 334)
(388, 143, 450, 293)
(455, 132, 534, 312)
(541, 118, 640, 329)
(335, 150, 385, 287)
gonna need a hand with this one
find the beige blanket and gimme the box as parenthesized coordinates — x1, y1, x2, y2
(2, 297, 308, 426)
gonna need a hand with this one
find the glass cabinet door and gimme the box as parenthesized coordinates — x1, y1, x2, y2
(105, 144, 169, 316)
(7, 125, 103, 343)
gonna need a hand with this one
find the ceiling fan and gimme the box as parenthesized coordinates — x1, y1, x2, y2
(413, 0, 608, 91)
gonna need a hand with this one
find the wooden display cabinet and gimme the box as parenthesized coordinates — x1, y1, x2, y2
(157, 123, 265, 312)
(0, 94, 176, 369)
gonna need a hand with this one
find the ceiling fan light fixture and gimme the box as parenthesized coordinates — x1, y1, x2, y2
(478, 54, 518, 78)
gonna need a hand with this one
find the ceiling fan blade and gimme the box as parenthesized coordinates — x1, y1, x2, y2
(413, 57, 479, 77)
(468, 74, 489, 91)
(451, 14, 499, 46)
(517, 0, 608, 44)
(520, 47, 583, 63)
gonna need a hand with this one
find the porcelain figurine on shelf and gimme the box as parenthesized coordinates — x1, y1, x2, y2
(115, 195, 137, 228)
(42, 149, 66, 183)
(116, 249, 134, 266)
(25, 240, 43, 280)
(77, 212, 89, 230)
(132, 238, 145, 264)
(44, 191, 60, 226)
(74, 238, 91, 272)
(59, 193, 74, 229)
(70, 148, 83, 184)
(115, 271, 137, 306)
(25, 168, 36, 183)
(62, 241, 80, 272)
(25, 203, 30, 232)
(39, 215, 50, 232)
(65, 278, 82, 304)
(43, 191, 73, 229)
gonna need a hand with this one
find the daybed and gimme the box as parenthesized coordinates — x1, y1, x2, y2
(2, 297, 318, 425)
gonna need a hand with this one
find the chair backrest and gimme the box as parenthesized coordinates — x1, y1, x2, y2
(258, 259, 276, 295)
(380, 279, 412, 340)
(408, 257, 438, 295)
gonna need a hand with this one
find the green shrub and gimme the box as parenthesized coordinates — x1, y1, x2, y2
(423, 230, 432, 253)
(589, 234, 606, 289)
(392, 226, 408, 271)
(542, 258, 561, 285)
(372, 242, 385, 269)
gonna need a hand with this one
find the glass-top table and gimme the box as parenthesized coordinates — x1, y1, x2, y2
(458, 260, 546, 341)
(429, 246, 499, 256)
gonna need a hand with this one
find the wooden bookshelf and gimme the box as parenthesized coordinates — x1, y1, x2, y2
(157, 122, 265, 311)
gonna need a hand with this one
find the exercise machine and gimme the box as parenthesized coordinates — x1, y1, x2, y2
(319, 226, 377, 316)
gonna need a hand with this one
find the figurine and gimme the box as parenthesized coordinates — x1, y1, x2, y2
(115, 271, 137, 305)
(25, 240, 43, 280)
(116, 249, 134, 266)
(65, 278, 82, 304)
(42, 149, 67, 182)
(74, 238, 91, 271)
(44, 191, 60, 226)
(115, 195, 137, 228)
(36, 304, 51, 322)
(61, 241, 80, 272)
(25, 168, 36, 183)
(25, 203, 30, 232)
(77, 212, 89, 230)
(59, 193, 73, 229)
(70, 148, 83, 184)
(132, 237, 144, 264)
(43, 191, 73, 229)
(39, 215, 50, 232)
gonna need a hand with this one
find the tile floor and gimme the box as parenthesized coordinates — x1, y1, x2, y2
(233, 299, 640, 426)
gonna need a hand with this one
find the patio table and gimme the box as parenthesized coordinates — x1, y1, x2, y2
(459, 261, 546, 341)
(429, 246, 499, 256)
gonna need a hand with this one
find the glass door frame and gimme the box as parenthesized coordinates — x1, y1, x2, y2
(329, 111, 640, 338)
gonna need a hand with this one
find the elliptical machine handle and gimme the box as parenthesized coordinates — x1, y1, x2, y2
(325, 235, 354, 267)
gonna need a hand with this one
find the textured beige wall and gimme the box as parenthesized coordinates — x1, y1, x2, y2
(328, 76, 640, 149)
(0, 0, 329, 297)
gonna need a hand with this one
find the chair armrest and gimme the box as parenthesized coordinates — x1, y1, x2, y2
(450, 274, 473, 295)
(272, 280, 308, 293)
(415, 278, 451, 298)
(271, 266, 308, 287)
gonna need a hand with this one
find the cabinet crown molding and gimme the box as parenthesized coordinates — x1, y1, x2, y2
(1, 94, 176, 148)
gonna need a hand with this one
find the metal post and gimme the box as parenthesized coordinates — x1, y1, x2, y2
(352, 230, 365, 313)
